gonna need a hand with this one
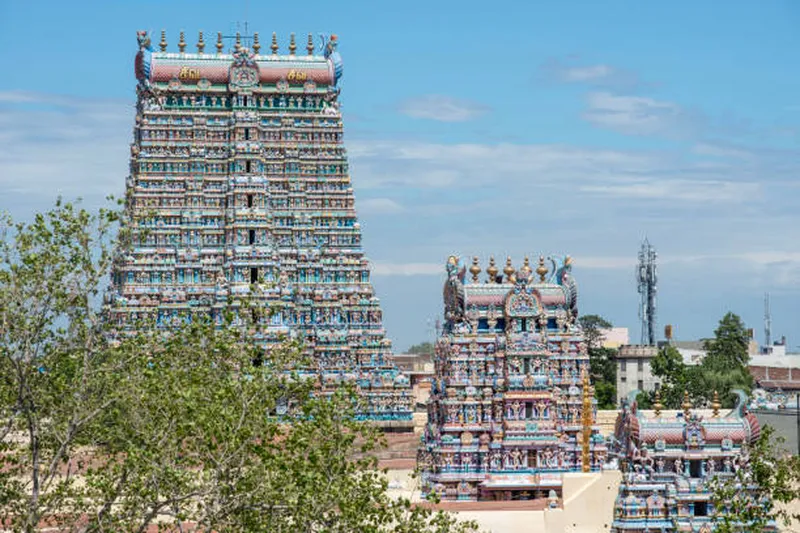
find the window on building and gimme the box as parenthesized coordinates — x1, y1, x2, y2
(620, 376, 627, 383)
(245, 160, 251, 173)
(637, 379, 644, 391)
(525, 402, 533, 420)
(249, 229, 256, 245)
(638, 359, 644, 372)
(244, 128, 250, 140)
(243, 96, 248, 107)
(250, 267, 258, 284)
(694, 502, 707, 516)
(247, 194, 254, 208)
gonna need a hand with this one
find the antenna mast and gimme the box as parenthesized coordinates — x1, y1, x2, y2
(636, 239, 657, 346)
(764, 292, 772, 348)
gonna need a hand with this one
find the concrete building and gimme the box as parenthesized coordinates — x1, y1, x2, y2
(615, 345, 659, 406)
(600, 327, 629, 349)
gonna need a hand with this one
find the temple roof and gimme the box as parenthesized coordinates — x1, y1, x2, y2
(135, 30, 341, 89)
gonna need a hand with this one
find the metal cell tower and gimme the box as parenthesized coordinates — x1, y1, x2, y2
(764, 292, 772, 348)
(637, 239, 658, 346)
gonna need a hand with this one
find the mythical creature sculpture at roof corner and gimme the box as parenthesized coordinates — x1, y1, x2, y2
(135, 30, 153, 87)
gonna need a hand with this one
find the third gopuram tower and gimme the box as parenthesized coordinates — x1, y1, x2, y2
(109, 30, 411, 427)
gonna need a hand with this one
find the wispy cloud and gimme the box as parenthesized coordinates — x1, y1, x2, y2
(539, 59, 649, 90)
(396, 95, 490, 122)
(0, 91, 132, 209)
(358, 197, 405, 215)
(582, 91, 703, 138)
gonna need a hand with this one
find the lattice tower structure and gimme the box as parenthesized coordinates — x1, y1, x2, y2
(636, 239, 657, 346)
(108, 30, 412, 428)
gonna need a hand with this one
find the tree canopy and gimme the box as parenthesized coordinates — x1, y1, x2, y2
(646, 312, 754, 409)
(579, 314, 617, 410)
(0, 201, 477, 532)
(407, 342, 434, 356)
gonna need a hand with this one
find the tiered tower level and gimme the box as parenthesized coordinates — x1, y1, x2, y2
(612, 391, 772, 532)
(418, 255, 607, 502)
(109, 30, 411, 426)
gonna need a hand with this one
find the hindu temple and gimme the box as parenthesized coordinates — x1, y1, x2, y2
(107, 30, 412, 427)
(611, 390, 775, 532)
(418, 255, 608, 501)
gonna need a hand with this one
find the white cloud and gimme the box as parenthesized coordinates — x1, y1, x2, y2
(371, 262, 442, 276)
(580, 178, 760, 203)
(0, 91, 131, 204)
(539, 60, 647, 90)
(396, 95, 489, 122)
(358, 198, 405, 215)
(582, 91, 701, 138)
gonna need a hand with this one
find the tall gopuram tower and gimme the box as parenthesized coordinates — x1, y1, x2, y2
(109, 30, 411, 428)
(418, 255, 607, 501)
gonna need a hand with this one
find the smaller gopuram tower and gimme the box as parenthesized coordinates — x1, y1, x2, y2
(611, 390, 774, 532)
(418, 255, 607, 502)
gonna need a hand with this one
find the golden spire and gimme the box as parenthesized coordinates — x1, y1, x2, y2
(271, 32, 279, 54)
(159, 30, 167, 52)
(252, 32, 261, 54)
(178, 31, 186, 53)
(197, 31, 205, 53)
(711, 390, 721, 417)
(503, 257, 515, 283)
(581, 373, 592, 473)
(486, 256, 498, 283)
(682, 390, 692, 417)
(235, 32, 241, 51)
(521, 256, 532, 276)
(289, 33, 297, 55)
(216, 32, 223, 54)
(653, 389, 663, 417)
(536, 256, 548, 282)
(469, 257, 481, 283)
(307, 33, 315, 55)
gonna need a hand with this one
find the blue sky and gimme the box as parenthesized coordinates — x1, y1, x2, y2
(1, 0, 799, 351)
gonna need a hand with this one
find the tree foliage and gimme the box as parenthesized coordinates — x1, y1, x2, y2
(710, 425, 800, 532)
(579, 314, 617, 409)
(0, 201, 477, 533)
(407, 342, 434, 356)
(647, 313, 753, 409)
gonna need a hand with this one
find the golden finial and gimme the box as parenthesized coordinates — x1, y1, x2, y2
(307, 33, 315, 55)
(197, 31, 205, 53)
(159, 30, 167, 52)
(503, 257, 515, 283)
(289, 33, 297, 55)
(536, 256, 548, 282)
(178, 31, 186, 53)
(521, 256, 532, 276)
(469, 257, 481, 283)
(653, 389, 663, 417)
(581, 373, 592, 473)
(486, 257, 499, 283)
(711, 390, 721, 417)
(235, 32, 242, 51)
(682, 390, 692, 417)
(271, 32, 279, 54)
(252, 32, 261, 54)
(216, 32, 223, 54)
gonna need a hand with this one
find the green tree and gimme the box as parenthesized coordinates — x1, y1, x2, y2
(578, 315, 617, 409)
(710, 425, 800, 532)
(407, 342, 434, 356)
(0, 201, 478, 533)
(649, 344, 692, 409)
(648, 313, 754, 409)
(700, 312, 753, 407)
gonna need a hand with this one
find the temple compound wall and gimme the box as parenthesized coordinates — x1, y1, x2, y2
(418, 255, 607, 502)
(107, 30, 411, 426)
(611, 391, 775, 532)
